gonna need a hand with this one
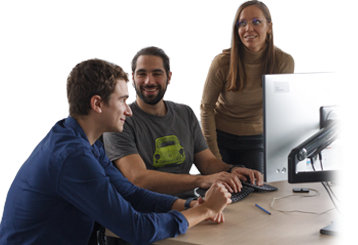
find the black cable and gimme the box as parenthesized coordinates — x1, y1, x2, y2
(318, 153, 338, 201)
(321, 181, 339, 212)
(318, 152, 324, 171)
(325, 181, 338, 202)
(310, 156, 316, 171)
(311, 154, 339, 212)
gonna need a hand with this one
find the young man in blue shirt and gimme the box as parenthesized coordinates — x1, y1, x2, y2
(0, 59, 231, 245)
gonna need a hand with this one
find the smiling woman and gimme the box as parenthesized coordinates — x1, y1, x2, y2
(200, 0, 294, 174)
(237, 5, 272, 52)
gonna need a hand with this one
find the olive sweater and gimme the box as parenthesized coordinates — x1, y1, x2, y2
(200, 47, 294, 159)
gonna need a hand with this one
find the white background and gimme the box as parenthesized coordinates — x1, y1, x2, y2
(0, 0, 355, 241)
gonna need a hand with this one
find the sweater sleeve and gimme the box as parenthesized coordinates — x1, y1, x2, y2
(200, 54, 228, 159)
(275, 48, 295, 73)
(58, 150, 188, 245)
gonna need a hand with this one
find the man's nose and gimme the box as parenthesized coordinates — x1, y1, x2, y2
(125, 104, 133, 117)
(144, 74, 155, 85)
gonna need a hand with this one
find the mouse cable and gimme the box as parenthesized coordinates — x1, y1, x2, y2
(270, 188, 335, 215)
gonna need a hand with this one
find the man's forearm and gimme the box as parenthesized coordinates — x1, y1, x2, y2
(180, 205, 214, 228)
(194, 149, 232, 175)
(115, 155, 202, 195)
(200, 159, 232, 175)
(133, 170, 201, 194)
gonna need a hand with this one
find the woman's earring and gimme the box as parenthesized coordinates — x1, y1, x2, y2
(266, 33, 271, 42)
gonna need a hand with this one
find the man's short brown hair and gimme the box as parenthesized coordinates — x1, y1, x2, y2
(67, 59, 128, 116)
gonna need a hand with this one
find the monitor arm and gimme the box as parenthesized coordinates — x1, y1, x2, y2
(288, 121, 338, 183)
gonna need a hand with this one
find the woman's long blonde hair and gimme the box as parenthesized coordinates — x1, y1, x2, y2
(227, 0, 275, 91)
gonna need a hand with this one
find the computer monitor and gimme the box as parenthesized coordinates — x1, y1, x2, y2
(263, 73, 339, 183)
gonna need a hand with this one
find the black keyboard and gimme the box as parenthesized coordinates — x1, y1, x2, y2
(242, 182, 278, 192)
(194, 186, 255, 203)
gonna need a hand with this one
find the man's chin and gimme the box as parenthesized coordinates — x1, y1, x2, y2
(108, 125, 123, 133)
(141, 96, 162, 105)
(118, 125, 124, 132)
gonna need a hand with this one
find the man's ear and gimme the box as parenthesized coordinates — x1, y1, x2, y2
(132, 73, 136, 88)
(90, 95, 103, 113)
(167, 71, 172, 85)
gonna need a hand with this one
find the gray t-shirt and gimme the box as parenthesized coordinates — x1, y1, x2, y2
(103, 101, 208, 174)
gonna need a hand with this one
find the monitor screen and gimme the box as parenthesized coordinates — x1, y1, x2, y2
(263, 73, 339, 182)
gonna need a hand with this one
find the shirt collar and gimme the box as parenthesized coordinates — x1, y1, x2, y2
(63, 116, 104, 157)
(63, 116, 89, 143)
(132, 101, 171, 119)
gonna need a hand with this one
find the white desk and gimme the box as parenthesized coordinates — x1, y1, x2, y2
(155, 181, 338, 245)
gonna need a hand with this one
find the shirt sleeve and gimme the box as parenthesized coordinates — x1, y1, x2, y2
(186, 105, 208, 154)
(103, 120, 138, 162)
(97, 148, 179, 213)
(57, 149, 188, 245)
(200, 55, 227, 159)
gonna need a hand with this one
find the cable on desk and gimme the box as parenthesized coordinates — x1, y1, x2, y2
(313, 153, 340, 213)
(321, 181, 340, 213)
(270, 188, 335, 215)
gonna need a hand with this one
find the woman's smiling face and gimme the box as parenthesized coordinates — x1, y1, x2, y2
(237, 5, 272, 52)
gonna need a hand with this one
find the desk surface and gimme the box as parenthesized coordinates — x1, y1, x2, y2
(155, 181, 338, 245)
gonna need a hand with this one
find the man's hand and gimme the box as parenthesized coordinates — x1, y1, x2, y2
(231, 167, 264, 186)
(179, 182, 231, 228)
(202, 182, 231, 223)
(198, 172, 242, 193)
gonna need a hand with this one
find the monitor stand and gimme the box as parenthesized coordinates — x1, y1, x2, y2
(320, 221, 338, 236)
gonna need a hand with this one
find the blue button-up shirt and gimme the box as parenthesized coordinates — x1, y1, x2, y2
(0, 117, 188, 245)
